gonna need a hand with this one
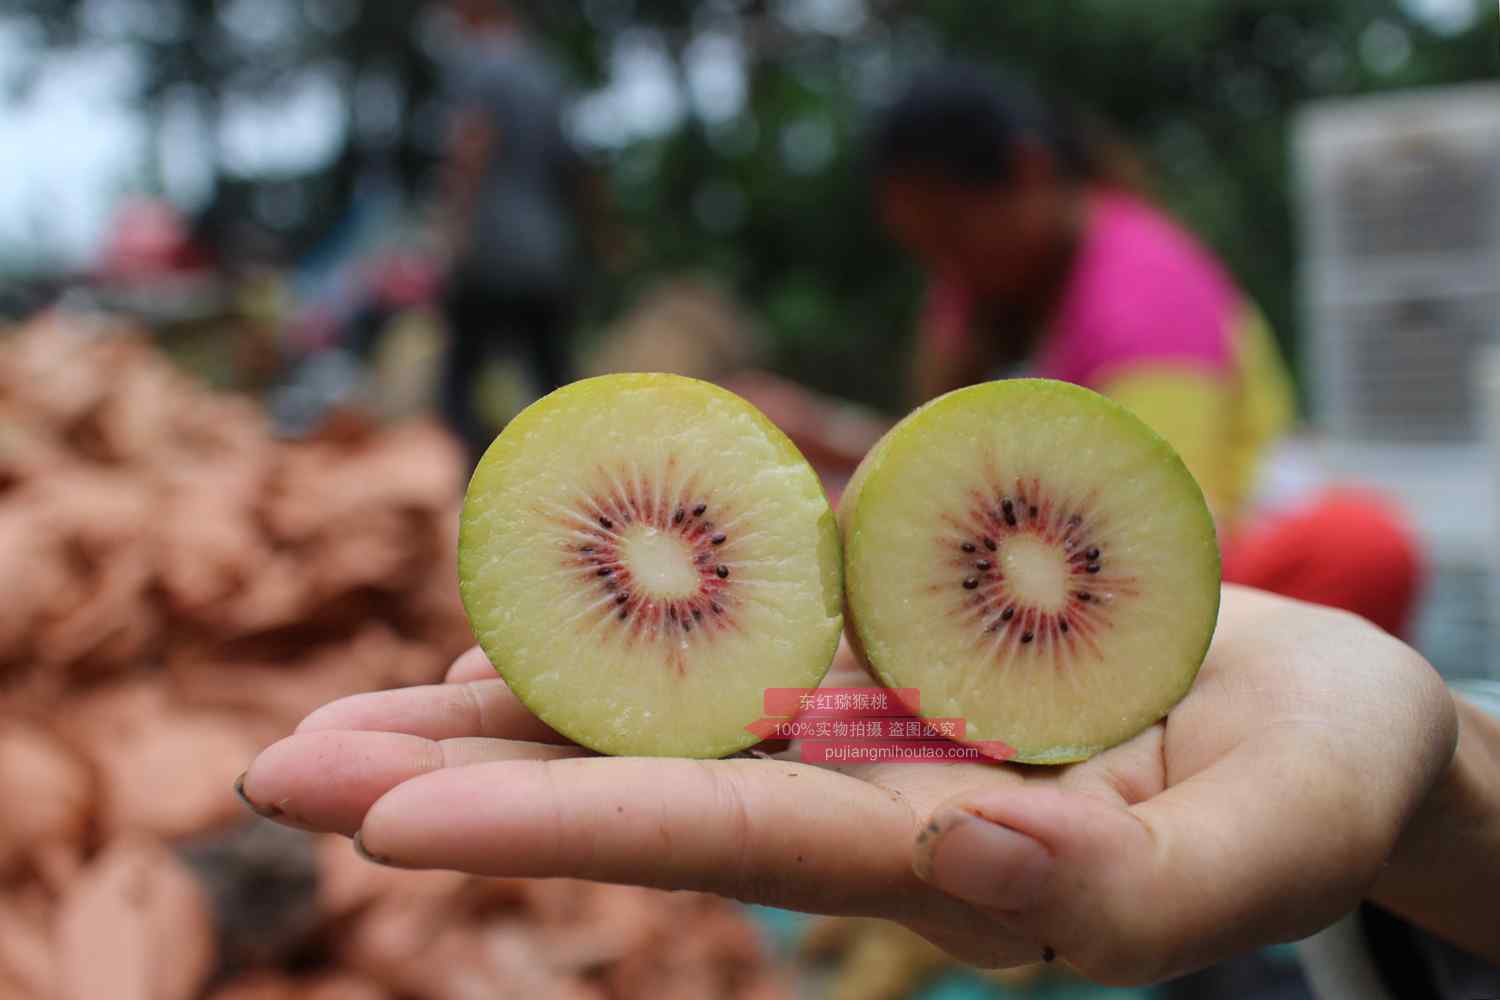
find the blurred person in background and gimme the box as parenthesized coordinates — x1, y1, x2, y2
(870, 64, 1423, 641)
(866, 66, 1500, 996)
(437, 0, 590, 462)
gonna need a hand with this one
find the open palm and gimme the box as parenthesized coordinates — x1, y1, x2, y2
(240, 585, 1455, 986)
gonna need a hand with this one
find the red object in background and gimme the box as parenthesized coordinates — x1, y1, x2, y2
(364, 251, 441, 311)
(98, 199, 212, 283)
(1222, 489, 1425, 639)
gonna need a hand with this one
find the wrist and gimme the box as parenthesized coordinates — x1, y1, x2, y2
(1368, 692, 1500, 961)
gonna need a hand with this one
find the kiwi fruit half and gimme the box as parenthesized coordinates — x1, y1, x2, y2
(840, 379, 1220, 764)
(458, 373, 844, 757)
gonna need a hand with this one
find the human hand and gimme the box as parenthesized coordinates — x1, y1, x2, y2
(237, 585, 1456, 985)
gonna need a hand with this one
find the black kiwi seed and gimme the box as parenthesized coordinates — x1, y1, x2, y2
(599, 516, 613, 529)
(673, 508, 685, 524)
(693, 504, 707, 517)
(710, 602, 723, 614)
(1020, 631, 1035, 644)
(961, 542, 976, 553)
(1001, 607, 1015, 621)
(1001, 499, 1015, 516)
(682, 619, 692, 632)
(1028, 505, 1039, 519)
(668, 606, 677, 619)
(962, 577, 979, 590)
(615, 593, 628, 604)
(1085, 547, 1101, 560)
(1076, 592, 1092, 602)
(618, 608, 629, 620)
(692, 608, 703, 621)
(597, 567, 613, 577)
(1086, 563, 1102, 574)
(1059, 620, 1070, 633)
(975, 560, 992, 571)
(711, 533, 727, 545)
(1003, 507, 1018, 528)
(983, 537, 997, 552)
(716, 565, 729, 579)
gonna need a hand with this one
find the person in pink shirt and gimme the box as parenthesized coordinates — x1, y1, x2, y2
(870, 65, 1422, 637)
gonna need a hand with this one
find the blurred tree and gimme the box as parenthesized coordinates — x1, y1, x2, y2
(5, 0, 1497, 410)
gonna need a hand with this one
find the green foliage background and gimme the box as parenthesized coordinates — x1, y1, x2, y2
(8, 0, 1499, 412)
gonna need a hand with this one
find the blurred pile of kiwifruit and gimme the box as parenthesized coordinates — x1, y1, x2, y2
(0, 314, 792, 1000)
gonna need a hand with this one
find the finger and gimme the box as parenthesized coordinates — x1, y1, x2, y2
(445, 646, 496, 684)
(238, 730, 588, 836)
(297, 679, 568, 745)
(357, 756, 980, 926)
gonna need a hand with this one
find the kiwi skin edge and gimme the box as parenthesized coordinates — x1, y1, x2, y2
(837, 378, 1221, 766)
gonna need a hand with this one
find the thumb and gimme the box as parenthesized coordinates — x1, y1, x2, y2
(913, 787, 1150, 980)
(912, 760, 1387, 986)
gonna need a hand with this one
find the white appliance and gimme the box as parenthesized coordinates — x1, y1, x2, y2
(1292, 83, 1500, 680)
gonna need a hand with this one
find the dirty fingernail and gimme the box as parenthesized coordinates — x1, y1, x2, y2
(915, 810, 1053, 911)
(353, 830, 411, 869)
(233, 770, 283, 819)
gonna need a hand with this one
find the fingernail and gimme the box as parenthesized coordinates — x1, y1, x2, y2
(233, 771, 283, 819)
(915, 810, 1053, 911)
(353, 831, 404, 869)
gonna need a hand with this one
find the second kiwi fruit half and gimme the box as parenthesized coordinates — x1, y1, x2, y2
(839, 379, 1221, 764)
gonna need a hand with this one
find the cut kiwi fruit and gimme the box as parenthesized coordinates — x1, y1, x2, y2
(840, 379, 1220, 765)
(458, 373, 844, 758)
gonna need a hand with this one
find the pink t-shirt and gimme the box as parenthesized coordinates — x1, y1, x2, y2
(919, 189, 1296, 522)
(1032, 191, 1239, 386)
